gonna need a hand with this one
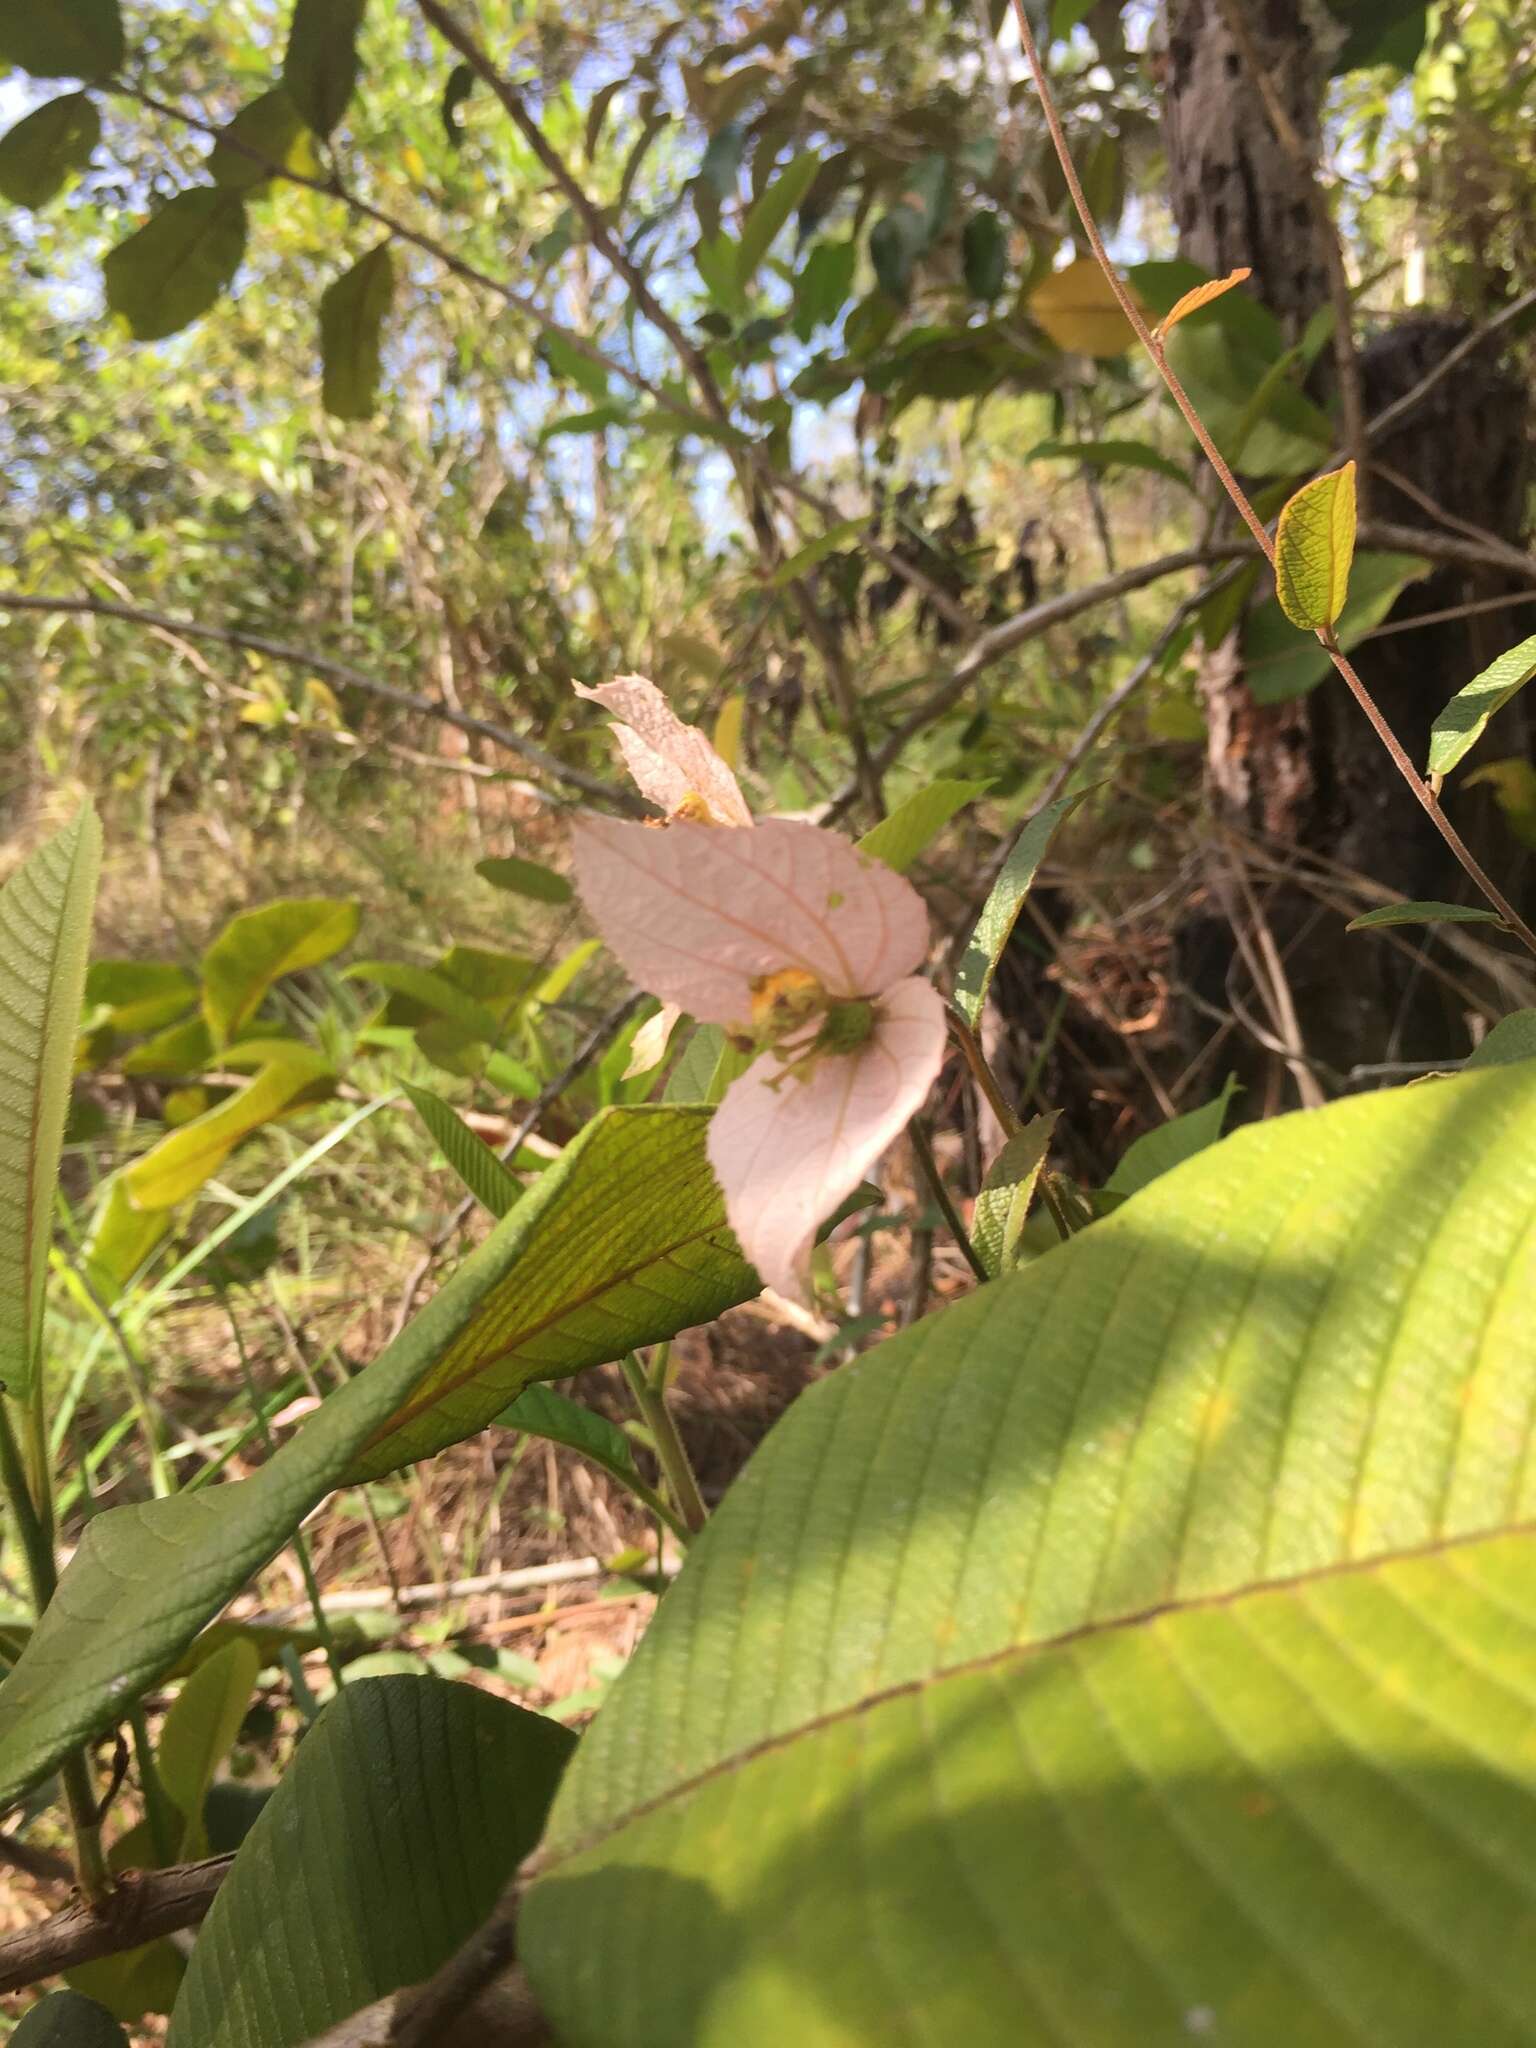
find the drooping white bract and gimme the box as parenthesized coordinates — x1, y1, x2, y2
(571, 810, 945, 1300)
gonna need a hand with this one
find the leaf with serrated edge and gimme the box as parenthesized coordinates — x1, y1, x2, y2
(953, 792, 1083, 1026)
(524, 1063, 1536, 2046)
(167, 1678, 573, 2048)
(1427, 632, 1536, 779)
(0, 806, 101, 1401)
(1275, 460, 1357, 630)
(0, 1107, 752, 1806)
(971, 1112, 1056, 1277)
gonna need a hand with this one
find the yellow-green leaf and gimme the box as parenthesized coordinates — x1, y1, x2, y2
(156, 1638, 261, 1859)
(1274, 460, 1357, 630)
(202, 897, 358, 1046)
(0, 0, 123, 81)
(1426, 632, 1536, 779)
(283, 0, 367, 140)
(124, 1050, 333, 1210)
(208, 88, 316, 190)
(1028, 258, 1140, 357)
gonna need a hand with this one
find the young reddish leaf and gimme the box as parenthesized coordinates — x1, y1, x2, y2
(1274, 460, 1357, 630)
(1153, 265, 1252, 341)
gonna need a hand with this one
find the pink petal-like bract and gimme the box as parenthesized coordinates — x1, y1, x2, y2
(574, 674, 752, 827)
(570, 815, 931, 1023)
(707, 975, 946, 1300)
(624, 1000, 682, 1078)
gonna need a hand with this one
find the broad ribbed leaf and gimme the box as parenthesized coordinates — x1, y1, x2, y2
(401, 1080, 520, 1218)
(1426, 632, 1536, 779)
(0, 1107, 752, 1805)
(971, 1111, 1055, 1277)
(12, 1993, 127, 2046)
(319, 239, 393, 419)
(0, 805, 101, 1401)
(202, 897, 358, 1045)
(524, 1064, 1536, 2046)
(0, 92, 98, 207)
(953, 792, 1082, 1025)
(103, 189, 247, 342)
(1275, 461, 1357, 630)
(168, 1677, 573, 2048)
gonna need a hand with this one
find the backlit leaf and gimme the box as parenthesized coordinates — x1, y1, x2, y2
(208, 88, 313, 190)
(972, 1112, 1056, 1277)
(1274, 460, 1357, 630)
(737, 152, 820, 288)
(283, 0, 367, 140)
(319, 239, 393, 420)
(104, 189, 247, 342)
(123, 1049, 333, 1210)
(1426, 632, 1536, 779)
(1028, 257, 1139, 357)
(0, 806, 101, 1401)
(856, 778, 991, 875)
(1244, 550, 1428, 704)
(0, 0, 123, 81)
(155, 1638, 261, 1859)
(0, 93, 98, 207)
(1154, 264, 1251, 339)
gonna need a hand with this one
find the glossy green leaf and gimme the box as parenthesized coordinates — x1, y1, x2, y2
(123, 1049, 333, 1210)
(524, 1062, 1536, 2047)
(207, 88, 313, 190)
(856, 777, 991, 875)
(401, 1080, 521, 1218)
(1346, 901, 1505, 931)
(1105, 1073, 1239, 1198)
(1465, 1011, 1536, 1070)
(319, 239, 393, 420)
(0, 0, 123, 81)
(0, 1107, 753, 1806)
(953, 791, 1083, 1026)
(972, 1112, 1056, 1278)
(496, 1383, 644, 1493)
(283, 0, 367, 140)
(0, 92, 98, 207)
(156, 1638, 261, 1859)
(12, 1992, 128, 2046)
(474, 854, 573, 904)
(1426, 632, 1536, 779)
(202, 897, 358, 1046)
(1275, 460, 1357, 630)
(167, 1676, 573, 2048)
(104, 189, 248, 342)
(1245, 551, 1428, 704)
(736, 151, 819, 288)
(0, 805, 101, 1401)
(1027, 435, 1193, 487)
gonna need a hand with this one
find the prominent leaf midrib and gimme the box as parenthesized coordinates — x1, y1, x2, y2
(359, 1220, 739, 1450)
(534, 1514, 1536, 1875)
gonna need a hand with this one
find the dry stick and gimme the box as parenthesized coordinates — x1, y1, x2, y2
(1005, 0, 1536, 960)
(1211, 0, 1368, 504)
(0, 1854, 234, 1994)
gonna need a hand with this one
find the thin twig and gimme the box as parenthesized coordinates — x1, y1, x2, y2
(0, 1854, 233, 1994)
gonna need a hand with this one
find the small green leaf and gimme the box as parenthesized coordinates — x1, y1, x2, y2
(319, 239, 393, 420)
(1027, 436, 1193, 488)
(283, 0, 367, 140)
(12, 1991, 129, 2046)
(736, 151, 819, 288)
(961, 208, 1007, 300)
(856, 778, 991, 874)
(123, 1049, 333, 1211)
(496, 1383, 644, 1491)
(440, 60, 473, 144)
(766, 517, 866, 588)
(0, 92, 98, 207)
(1465, 1011, 1536, 1071)
(156, 1638, 261, 1859)
(119, 1013, 214, 1077)
(401, 1081, 521, 1218)
(348, 960, 508, 1042)
(1274, 459, 1357, 630)
(104, 188, 247, 342)
(1426, 632, 1536, 780)
(202, 897, 359, 1046)
(0, 805, 101, 1402)
(167, 1677, 574, 2048)
(0, 0, 123, 81)
(474, 854, 573, 904)
(972, 1112, 1057, 1277)
(207, 88, 312, 190)
(1347, 901, 1506, 931)
(954, 792, 1084, 1026)
(1105, 1074, 1240, 1199)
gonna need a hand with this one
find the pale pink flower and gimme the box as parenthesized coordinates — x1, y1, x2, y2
(574, 674, 752, 828)
(572, 811, 945, 1300)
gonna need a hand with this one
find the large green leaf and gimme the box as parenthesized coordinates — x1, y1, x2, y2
(103, 189, 248, 342)
(0, 0, 123, 80)
(0, 1107, 753, 1806)
(283, 0, 367, 140)
(207, 88, 314, 190)
(168, 1676, 573, 2048)
(0, 805, 101, 1401)
(202, 897, 359, 1045)
(12, 1993, 128, 2047)
(319, 239, 393, 420)
(524, 1063, 1536, 2046)
(0, 93, 99, 207)
(1244, 550, 1429, 705)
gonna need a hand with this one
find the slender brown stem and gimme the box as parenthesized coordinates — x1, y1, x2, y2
(0, 1854, 233, 1992)
(946, 1007, 1022, 1137)
(909, 1120, 988, 1284)
(1005, 0, 1536, 957)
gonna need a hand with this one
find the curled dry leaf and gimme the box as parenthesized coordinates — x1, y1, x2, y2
(1153, 265, 1252, 341)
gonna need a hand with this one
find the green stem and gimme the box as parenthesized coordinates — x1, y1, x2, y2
(910, 1120, 989, 1285)
(0, 1399, 111, 1902)
(620, 1353, 707, 1537)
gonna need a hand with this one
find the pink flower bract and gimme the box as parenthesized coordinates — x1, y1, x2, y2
(571, 812, 945, 1298)
(574, 674, 752, 828)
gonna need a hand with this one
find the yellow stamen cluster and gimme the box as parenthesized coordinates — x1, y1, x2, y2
(737, 969, 877, 1086)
